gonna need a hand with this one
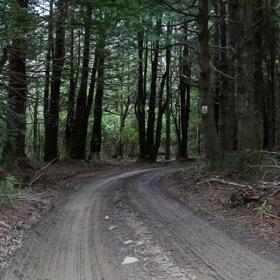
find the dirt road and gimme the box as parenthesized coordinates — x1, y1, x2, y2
(1, 166, 279, 280)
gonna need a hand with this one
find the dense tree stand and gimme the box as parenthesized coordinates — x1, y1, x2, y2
(0, 0, 279, 165)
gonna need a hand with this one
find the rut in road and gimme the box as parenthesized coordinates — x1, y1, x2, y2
(0, 166, 279, 280)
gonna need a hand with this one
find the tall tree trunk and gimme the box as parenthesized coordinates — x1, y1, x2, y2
(151, 73, 167, 160)
(165, 23, 172, 160)
(119, 96, 130, 159)
(65, 6, 77, 154)
(213, 0, 220, 133)
(33, 88, 39, 160)
(44, 0, 54, 131)
(273, 1, 280, 149)
(227, 0, 238, 150)
(263, 0, 276, 150)
(70, 5, 93, 159)
(237, 0, 262, 150)
(178, 26, 191, 160)
(198, 0, 222, 160)
(146, 19, 161, 160)
(218, 0, 235, 151)
(5, 0, 29, 159)
(89, 40, 106, 160)
(44, 0, 66, 161)
(135, 31, 147, 159)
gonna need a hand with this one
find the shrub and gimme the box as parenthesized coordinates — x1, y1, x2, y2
(0, 175, 20, 204)
(258, 200, 273, 217)
(206, 151, 259, 177)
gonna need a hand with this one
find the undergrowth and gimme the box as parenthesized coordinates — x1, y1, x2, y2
(258, 200, 273, 217)
(0, 175, 20, 204)
(204, 151, 261, 178)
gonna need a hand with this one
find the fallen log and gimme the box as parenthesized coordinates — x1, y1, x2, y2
(230, 189, 261, 208)
(197, 178, 253, 190)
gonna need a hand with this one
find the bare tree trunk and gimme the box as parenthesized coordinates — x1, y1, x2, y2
(70, 5, 93, 159)
(65, 5, 77, 154)
(274, 1, 280, 149)
(178, 25, 191, 160)
(89, 39, 106, 160)
(213, 0, 220, 133)
(44, 0, 54, 131)
(146, 19, 161, 160)
(5, 0, 29, 159)
(151, 73, 167, 160)
(165, 23, 172, 160)
(237, 0, 262, 150)
(198, 0, 222, 160)
(44, 0, 66, 161)
(227, 0, 238, 150)
(33, 88, 39, 160)
(119, 96, 130, 159)
(135, 31, 147, 160)
(263, 0, 276, 150)
(218, 0, 235, 151)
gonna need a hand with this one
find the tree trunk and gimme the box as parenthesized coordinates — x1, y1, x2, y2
(69, 5, 93, 159)
(213, 0, 220, 133)
(89, 40, 106, 160)
(263, 0, 276, 150)
(218, 0, 235, 152)
(146, 19, 161, 160)
(178, 25, 191, 160)
(44, 0, 66, 162)
(227, 0, 238, 150)
(237, 0, 262, 150)
(135, 31, 147, 159)
(273, 0, 280, 149)
(119, 96, 130, 159)
(44, 0, 53, 131)
(33, 88, 39, 160)
(5, 0, 29, 159)
(151, 73, 167, 160)
(65, 5, 77, 154)
(198, 0, 223, 160)
(165, 23, 172, 160)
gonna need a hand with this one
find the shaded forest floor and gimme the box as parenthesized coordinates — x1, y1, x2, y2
(0, 161, 118, 269)
(0, 160, 160, 269)
(163, 167, 280, 260)
(0, 161, 279, 270)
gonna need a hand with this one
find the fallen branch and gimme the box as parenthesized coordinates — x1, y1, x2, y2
(28, 158, 58, 188)
(197, 178, 253, 190)
(0, 221, 10, 230)
(254, 150, 280, 156)
(265, 213, 280, 220)
(249, 165, 280, 169)
(269, 189, 280, 197)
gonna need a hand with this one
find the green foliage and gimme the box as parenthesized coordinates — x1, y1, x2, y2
(0, 100, 19, 158)
(258, 200, 272, 217)
(0, 0, 34, 42)
(206, 151, 259, 176)
(0, 175, 20, 204)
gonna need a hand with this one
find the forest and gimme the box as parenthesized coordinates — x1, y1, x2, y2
(0, 0, 279, 165)
(0, 1, 280, 279)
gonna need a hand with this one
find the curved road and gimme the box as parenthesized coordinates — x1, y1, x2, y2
(1, 166, 279, 280)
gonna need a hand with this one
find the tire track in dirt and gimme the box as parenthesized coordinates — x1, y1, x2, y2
(0, 169, 154, 280)
(0, 166, 279, 280)
(125, 170, 280, 280)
